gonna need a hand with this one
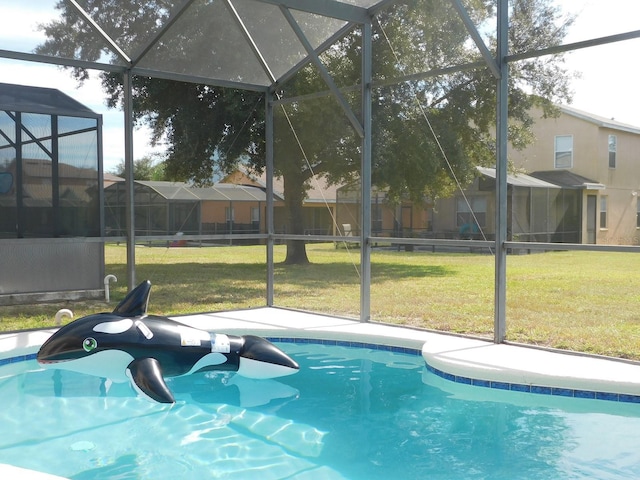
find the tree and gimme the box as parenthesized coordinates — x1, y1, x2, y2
(110, 155, 166, 181)
(101, 77, 265, 184)
(37, 0, 574, 264)
(269, 0, 575, 261)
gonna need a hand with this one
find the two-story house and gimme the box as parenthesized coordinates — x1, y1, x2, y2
(432, 105, 640, 245)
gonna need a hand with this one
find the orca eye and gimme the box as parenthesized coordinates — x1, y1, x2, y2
(83, 337, 98, 352)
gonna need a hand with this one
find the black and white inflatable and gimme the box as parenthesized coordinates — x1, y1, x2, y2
(37, 281, 299, 403)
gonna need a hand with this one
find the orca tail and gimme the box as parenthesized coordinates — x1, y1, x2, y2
(237, 335, 300, 379)
(113, 280, 152, 317)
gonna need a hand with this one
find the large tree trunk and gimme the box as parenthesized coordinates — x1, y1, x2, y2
(283, 172, 310, 265)
(284, 238, 309, 264)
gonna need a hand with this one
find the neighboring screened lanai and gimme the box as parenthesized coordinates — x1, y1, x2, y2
(104, 180, 271, 238)
(2, 1, 640, 343)
(0, 82, 104, 303)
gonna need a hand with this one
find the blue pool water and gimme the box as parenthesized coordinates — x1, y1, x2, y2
(1, 342, 640, 479)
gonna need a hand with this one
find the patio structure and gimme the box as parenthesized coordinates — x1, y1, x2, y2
(104, 180, 272, 239)
(0, 82, 104, 304)
(1, 1, 639, 344)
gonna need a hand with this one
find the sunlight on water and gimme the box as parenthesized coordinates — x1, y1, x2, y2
(0, 343, 639, 479)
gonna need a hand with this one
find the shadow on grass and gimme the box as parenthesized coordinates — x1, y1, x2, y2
(0, 261, 268, 330)
(105, 260, 455, 311)
(106, 262, 267, 312)
(370, 261, 451, 280)
(274, 261, 452, 288)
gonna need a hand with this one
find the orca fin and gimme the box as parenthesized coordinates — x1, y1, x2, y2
(126, 357, 175, 404)
(113, 280, 152, 317)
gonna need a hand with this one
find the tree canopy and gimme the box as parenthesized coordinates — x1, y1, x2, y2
(110, 155, 166, 181)
(37, 0, 575, 263)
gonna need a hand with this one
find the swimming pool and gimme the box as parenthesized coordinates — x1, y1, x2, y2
(1, 340, 640, 479)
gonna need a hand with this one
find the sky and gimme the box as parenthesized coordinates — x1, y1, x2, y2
(0, 0, 639, 173)
(555, 0, 640, 127)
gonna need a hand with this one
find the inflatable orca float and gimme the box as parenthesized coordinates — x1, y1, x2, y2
(37, 280, 299, 403)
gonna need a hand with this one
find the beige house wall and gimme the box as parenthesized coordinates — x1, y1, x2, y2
(223, 107, 640, 245)
(337, 199, 431, 237)
(201, 202, 228, 224)
(508, 107, 640, 245)
(431, 196, 457, 233)
(201, 201, 263, 225)
(400, 202, 430, 234)
(431, 186, 495, 238)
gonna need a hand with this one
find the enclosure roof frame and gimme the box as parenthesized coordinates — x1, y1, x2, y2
(2, 0, 640, 342)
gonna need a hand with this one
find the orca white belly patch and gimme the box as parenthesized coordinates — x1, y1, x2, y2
(50, 350, 134, 383)
(184, 352, 227, 376)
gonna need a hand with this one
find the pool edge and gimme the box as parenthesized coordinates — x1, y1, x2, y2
(2, 306, 640, 404)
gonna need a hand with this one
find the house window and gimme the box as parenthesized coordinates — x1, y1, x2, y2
(555, 135, 573, 168)
(372, 202, 383, 233)
(608, 135, 617, 168)
(251, 207, 259, 223)
(225, 206, 234, 222)
(457, 196, 486, 233)
(600, 196, 608, 229)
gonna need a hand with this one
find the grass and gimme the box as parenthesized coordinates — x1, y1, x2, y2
(2, 243, 640, 361)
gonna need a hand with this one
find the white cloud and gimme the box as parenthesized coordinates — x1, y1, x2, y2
(0, 4, 51, 50)
(0, 60, 164, 171)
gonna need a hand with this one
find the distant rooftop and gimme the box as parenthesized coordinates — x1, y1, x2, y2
(0, 82, 99, 118)
(477, 166, 560, 189)
(559, 104, 640, 135)
(107, 179, 276, 203)
(529, 170, 605, 190)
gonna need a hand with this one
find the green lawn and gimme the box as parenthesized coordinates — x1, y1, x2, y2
(2, 243, 639, 361)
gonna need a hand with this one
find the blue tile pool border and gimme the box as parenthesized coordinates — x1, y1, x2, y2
(0, 353, 36, 366)
(3, 339, 639, 404)
(267, 336, 422, 356)
(425, 362, 640, 404)
(272, 338, 640, 403)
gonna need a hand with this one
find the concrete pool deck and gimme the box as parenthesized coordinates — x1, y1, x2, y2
(2, 306, 640, 398)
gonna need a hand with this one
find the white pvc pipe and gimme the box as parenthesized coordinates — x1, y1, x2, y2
(104, 274, 118, 302)
(55, 309, 73, 326)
